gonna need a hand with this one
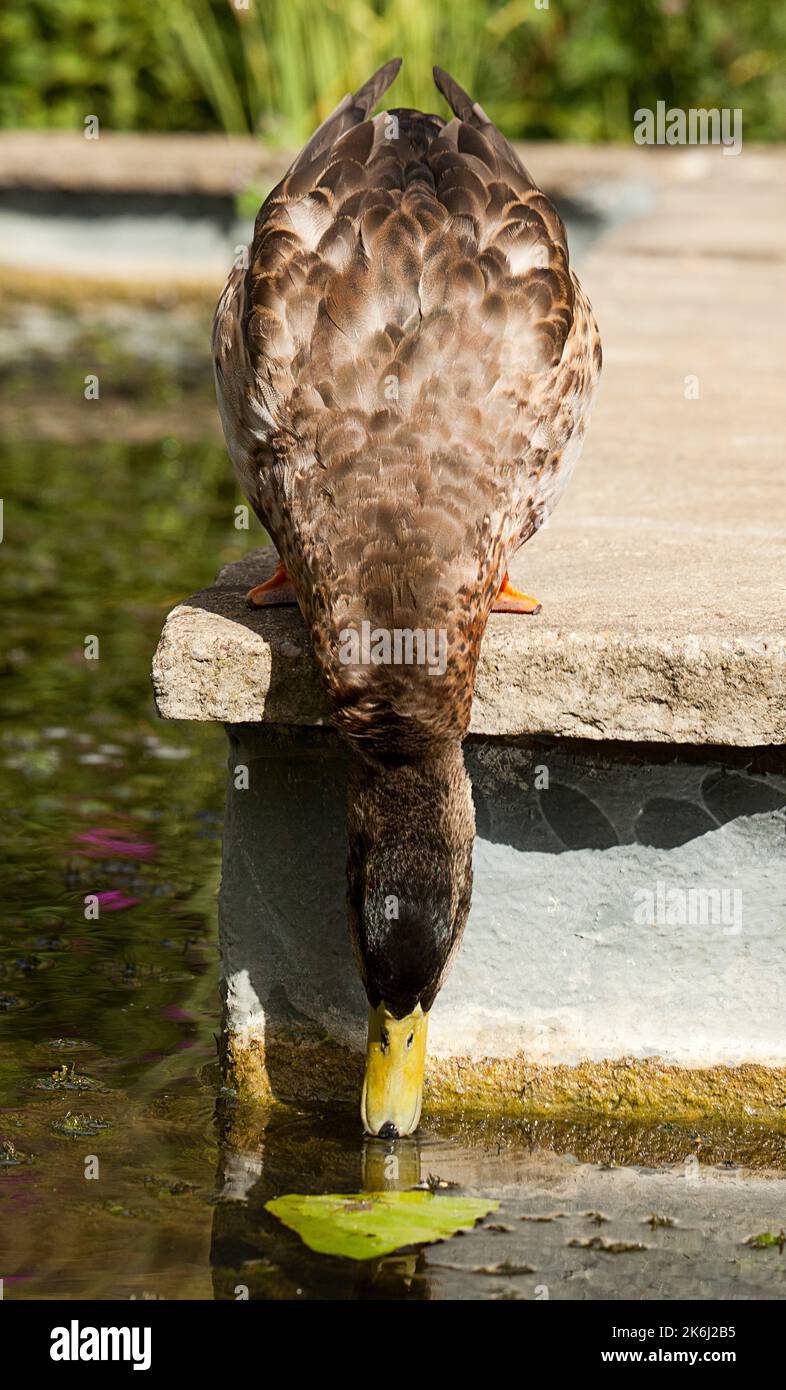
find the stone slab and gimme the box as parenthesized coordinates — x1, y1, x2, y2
(153, 543, 786, 744)
(0, 131, 681, 198)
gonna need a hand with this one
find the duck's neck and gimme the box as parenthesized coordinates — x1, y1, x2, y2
(346, 739, 475, 1017)
(347, 739, 473, 845)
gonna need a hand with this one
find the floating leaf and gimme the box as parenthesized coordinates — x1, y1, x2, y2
(745, 1229, 785, 1251)
(430, 1257, 534, 1275)
(266, 1190, 499, 1261)
(143, 1175, 198, 1199)
(52, 1111, 111, 1138)
(104, 1201, 135, 1219)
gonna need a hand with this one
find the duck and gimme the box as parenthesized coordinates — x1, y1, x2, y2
(212, 60, 601, 1137)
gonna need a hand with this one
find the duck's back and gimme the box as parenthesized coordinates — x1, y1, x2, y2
(213, 62, 600, 752)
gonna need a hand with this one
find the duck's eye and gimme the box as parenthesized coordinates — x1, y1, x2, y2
(406, 1032, 414, 1050)
(380, 1031, 390, 1054)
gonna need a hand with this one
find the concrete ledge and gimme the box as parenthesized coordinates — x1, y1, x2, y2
(0, 131, 686, 198)
(152, 546, 786, 744)
(0, 135, 636, 303)
(0, 130, 282, 197)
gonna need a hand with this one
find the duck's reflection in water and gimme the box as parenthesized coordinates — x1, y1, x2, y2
(209, 1102, 433, 1300)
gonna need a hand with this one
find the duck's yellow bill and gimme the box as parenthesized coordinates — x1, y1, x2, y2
(361, 1004, 429, 1137)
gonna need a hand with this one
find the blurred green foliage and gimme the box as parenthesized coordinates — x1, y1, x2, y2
(0, 0, 785, 141)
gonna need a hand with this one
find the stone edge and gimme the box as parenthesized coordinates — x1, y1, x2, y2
(222, 1031, 786, 1128)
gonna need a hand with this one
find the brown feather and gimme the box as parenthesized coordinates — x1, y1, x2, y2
(213, 62, 600, 758)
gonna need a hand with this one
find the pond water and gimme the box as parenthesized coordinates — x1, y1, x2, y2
(2, 294, 785, 1303)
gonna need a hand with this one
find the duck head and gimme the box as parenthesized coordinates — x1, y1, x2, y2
(346, 741, 474, 1136)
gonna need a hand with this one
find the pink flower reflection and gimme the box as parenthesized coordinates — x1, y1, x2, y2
(94, 890, 141, 911)
(160, 1004, 193, 1022)
(76, 828, 157, 861)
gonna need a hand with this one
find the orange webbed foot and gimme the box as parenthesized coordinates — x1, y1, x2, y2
(246, 557, 297, 607)
(492, 572, 542, 615)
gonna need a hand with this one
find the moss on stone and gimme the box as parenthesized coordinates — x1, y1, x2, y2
(221, 1028, 786, 1130)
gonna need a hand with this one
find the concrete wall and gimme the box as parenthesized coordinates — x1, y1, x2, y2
(218, 727, 786, 1103)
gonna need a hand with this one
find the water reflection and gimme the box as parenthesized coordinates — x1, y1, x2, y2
(207, 1102, 786, 1302)
(211, 1106, 435, 1300)
(0, 412, 242, 1297)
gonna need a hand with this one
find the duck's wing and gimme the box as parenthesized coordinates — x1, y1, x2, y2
(213, 63, 600, 749)
(430, 65, 600, 545)
(211, 58, 403, 505)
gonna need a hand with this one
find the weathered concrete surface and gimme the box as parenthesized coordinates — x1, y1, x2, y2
(0, 130, 284, 197)
(0, 131, 669, 199)
(217, 729, 786, 1115)
(153, 540, 786, 744)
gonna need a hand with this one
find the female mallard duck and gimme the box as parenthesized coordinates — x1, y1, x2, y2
(213, 60, 601, 1136)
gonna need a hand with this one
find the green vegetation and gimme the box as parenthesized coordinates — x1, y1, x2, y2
(266, 1190, 500, 1259)
(745, 1229, 786, 1251)
(1, 0, 784, 142)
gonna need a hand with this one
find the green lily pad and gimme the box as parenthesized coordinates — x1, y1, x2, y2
(266, 1190, 499, 1261)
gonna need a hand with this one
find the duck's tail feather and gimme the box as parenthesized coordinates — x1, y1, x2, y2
(433, 64, 535, 183)
(432, 65, 490, 125)
(354, 57, 403, 114)
(290, 58, 402, 173)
